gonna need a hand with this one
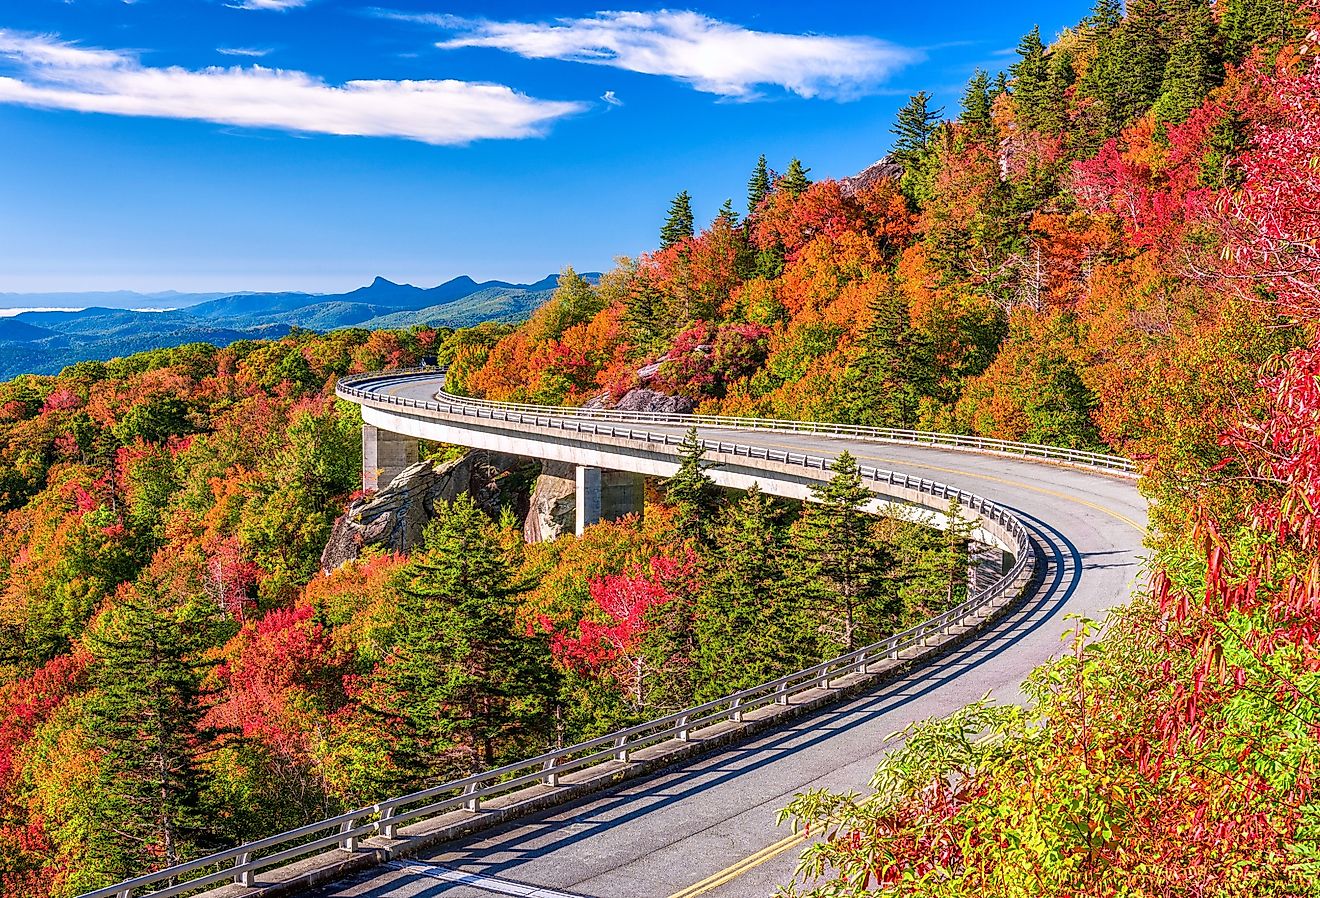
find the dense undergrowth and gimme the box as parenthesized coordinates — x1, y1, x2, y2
(3, 0, 1320, 893)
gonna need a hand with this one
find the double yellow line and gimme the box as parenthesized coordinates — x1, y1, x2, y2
(666, 831, 806, 898)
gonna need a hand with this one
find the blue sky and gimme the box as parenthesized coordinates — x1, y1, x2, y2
(0, 0, 1092, 293)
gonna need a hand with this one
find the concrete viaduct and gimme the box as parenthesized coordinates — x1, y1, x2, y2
(84, 368, 1147, 898)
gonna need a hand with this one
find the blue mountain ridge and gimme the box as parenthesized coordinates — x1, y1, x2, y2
(0, 272, 599, 380)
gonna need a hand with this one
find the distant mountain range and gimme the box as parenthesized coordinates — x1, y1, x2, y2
(0, 273, 593, 380)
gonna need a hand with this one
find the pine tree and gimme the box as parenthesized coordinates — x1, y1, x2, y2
(778, 158, 812, 197)
(891, 500, 978, 623)
(1037, 48, 1077, 133)
(623, 277, 668, 352)
(83, 585, 227, 878)
(1105, 0, 1173, 129)
(660, 191, 695, 249)
(665, 428, 722, 544)
(716, 198, 739, 227)
(960, 70, 993, 137)
(788, 452, 897, 654)
(747, 154, 772, 214)
(1221, 0, 1301, 63)
(1152, 1, 1224, 125)
(1010, 26, 1054, 131)
(1089, 0, 1123, 35)
(366, 495, 554, 783)
(891, 92, 945, 166)
(837, 289, 934, 428)
(693, 487, 810, 699)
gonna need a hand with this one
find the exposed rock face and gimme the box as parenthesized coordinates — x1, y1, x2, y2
(321, 450, 524, 572)
(524, 460, 577, 543)
(839, 154, 905, 197)
(612, 388, 694, 414)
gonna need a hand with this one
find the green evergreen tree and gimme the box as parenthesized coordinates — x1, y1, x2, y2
(665, 428, 722, 544)
(82, 585, 227, 879)
(892, 501, 978, 624)
(891, 91, 946, 165)
(960, 70, 994, 137)
(1088, 0, 1123, 34)
(693, 487, 810, 699)
(788, 452, 897, 654)
(778, 158, 812, 197)
(1010, 26, 1054, 130)
(660, 191, 695, 249)
(1036, 48, 1077, 133)
(837, 289, 934, 428)
(1221, 0, 1301, 63)
(992, 71, 1011, 98)
(716, 197, 739, 227)
(747, 154, 772, 214)
(623, 277, 668, 352)
(367, 495, 554, 783)
(1152, 1, 1224, 125)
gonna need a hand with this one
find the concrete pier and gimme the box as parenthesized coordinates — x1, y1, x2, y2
(362, 423, 419, 492)
(575, 466, 646, 535)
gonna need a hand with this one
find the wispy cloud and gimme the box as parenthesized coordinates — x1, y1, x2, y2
(216, 47, 271, 57)
(423, 11, 920, 100)
(601, 89, 622, 106)
(0, 30, 586, 145)
(229, 0, 311, 10)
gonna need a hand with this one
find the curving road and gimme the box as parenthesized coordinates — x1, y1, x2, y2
(320, 371, 1148, 898)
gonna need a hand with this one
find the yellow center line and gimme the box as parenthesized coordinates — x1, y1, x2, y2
(666, 831, 806, 898)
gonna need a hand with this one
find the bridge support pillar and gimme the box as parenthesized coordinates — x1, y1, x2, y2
(575, 467, 646, 536)
(362, 424, 419, 492)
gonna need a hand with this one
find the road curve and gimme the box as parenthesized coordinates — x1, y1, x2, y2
(320, 371, 1148, 898)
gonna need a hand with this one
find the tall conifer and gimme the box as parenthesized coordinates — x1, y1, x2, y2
(788, 452, 897, 654)
(747, 154, 772, 214)
(892, 92, 945, 164)
(366, 495, 554, 783)
(778, 158, 812, 197)
(660, 191, 695, 249)
(83, 585, 226, 878)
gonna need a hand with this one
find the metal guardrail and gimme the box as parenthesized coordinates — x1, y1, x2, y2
(339, 368, 1137, 475)
(84, 365, 1073, 898)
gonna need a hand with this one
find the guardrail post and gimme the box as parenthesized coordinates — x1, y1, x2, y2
(775, 682, 789, 705)
(854, 651, 868, 675)
(235, 852, 255, 887)
(339, 818, 358, 851)
(614, 735, 630, 762)
(676, 715, 691, 742)
(731, 697, 744, 723)
(464, 782, 481, 813)
(379, 803, 398, 839)
(543, 757, 560, 787)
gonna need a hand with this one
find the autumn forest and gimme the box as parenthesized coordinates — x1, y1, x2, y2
(3, 0, 1320, 894)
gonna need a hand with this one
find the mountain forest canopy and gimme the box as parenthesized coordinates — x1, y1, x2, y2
(1, 0, 1319, 894)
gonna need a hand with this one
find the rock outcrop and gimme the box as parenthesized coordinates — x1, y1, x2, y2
(612, 388, 694, 414)
(839, 154, 905, 197)
(321, 450, 528, 571)
(524, 460, 578, 543)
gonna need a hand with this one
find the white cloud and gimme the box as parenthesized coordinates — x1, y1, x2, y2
(0, 30, 585, 144)
(230, 0, 311, 10)
(433, 11, 920, 100)
(216, 47, 272, 57)
(601, 89, 622, 106)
